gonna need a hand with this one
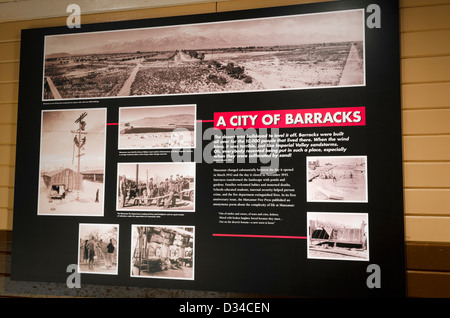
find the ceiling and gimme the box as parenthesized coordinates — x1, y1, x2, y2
(0, 0, 217, 23)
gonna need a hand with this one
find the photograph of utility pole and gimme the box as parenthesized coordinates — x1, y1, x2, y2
(37, 108, 107, 216)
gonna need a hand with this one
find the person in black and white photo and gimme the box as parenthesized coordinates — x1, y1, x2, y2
(78, 223, 119, 275)
(106, 239, 115, 270)
(38, 108, 107, 216)
(117, 163, 195, 212)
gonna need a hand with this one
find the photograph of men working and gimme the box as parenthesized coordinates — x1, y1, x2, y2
(117, 162, 195, 212)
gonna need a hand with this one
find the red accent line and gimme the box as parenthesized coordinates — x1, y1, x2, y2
(197, 119, 214, 123)
(213, 234, 307, 239)
(107, 123, 118, 125)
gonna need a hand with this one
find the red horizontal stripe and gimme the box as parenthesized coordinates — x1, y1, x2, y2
(213, 233, 307, 239)
(197, 119, 214, 123)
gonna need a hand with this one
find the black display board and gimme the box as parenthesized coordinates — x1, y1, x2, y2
(11, 0, 405, 297)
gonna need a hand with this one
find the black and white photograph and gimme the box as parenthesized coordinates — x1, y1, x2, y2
(307, 155, 368, 202)
(37, 108, 107, 216)
(307, 212, 369, 261)
(42, 9, 365, 100)
(117, 162, 195, 212)
(130, 225, 194, 280)
(118, 104, 196, 150)
(78, 223, 119, 275)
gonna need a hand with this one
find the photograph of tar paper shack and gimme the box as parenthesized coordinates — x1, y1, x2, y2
(38, 108, 107, 216)
(131, 225, 194, 280)
(307, 212, 369, 261)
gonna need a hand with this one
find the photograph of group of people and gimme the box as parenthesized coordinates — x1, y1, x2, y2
(117, 162, 195, 212)
(77, 223, 195, 280)
(78, 223, 119, 275)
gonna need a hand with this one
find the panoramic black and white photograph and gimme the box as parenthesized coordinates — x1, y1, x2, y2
(307, 155, 368, 202)
(307, 212, 369, 261)
(130, 225, 194, 280)
(117, 162, 195, 212)
(78, 223, 119, 275)
(37, 108, 107, 216)
(118, 104, 196, 150)
(42, 9, 365, 100)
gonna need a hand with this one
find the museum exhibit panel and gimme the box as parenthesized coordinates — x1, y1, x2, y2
(10, 0, 405, 297)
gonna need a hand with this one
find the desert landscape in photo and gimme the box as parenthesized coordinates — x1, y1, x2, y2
(43, 10, 365, 100)
(119, 105, 196, 149)
(307, 156, 368, 202)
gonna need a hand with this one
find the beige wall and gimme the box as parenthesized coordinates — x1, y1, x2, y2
(401, 0, 450, 243)
(0, 0, 449, 256)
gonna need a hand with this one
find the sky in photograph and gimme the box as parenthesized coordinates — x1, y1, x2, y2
(79, 224, 118, 241)
(308, 212, 368, 228)
(309, 156, 366, 167)
(40, 108, 106, 172)
(118, 163, 195, 183)
(45, 9, 364, 56)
